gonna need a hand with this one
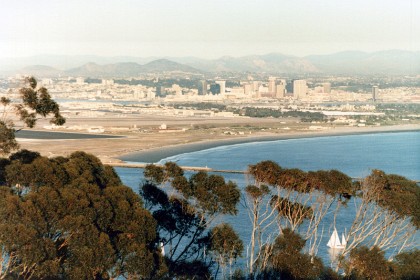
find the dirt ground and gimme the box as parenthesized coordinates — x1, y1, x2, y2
(17, 114, 420, 164)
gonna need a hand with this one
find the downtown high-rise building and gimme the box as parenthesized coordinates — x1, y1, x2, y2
(293, 80, 308, 99)
(199, 80, 207, 95)
(215, 80, 226, 95)
(267, 77, 287, 98)
(268, 77, 277, 94)
(276, 79, 286, 98)
(372, 86, 378, 102)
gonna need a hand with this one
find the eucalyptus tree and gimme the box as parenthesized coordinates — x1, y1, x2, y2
(244, 160, 353, 278)
(344, 247, 419, 279)
(343, 246, 395, 279)
(0, 76, 65, 154)
(142, 162, 242, 279)
(340, 170, 420, 270)
(207, 223, 244, 279)
(0, 151, 164, 279)
(260, 228, 338, 280)
(244, 161, 420, 278)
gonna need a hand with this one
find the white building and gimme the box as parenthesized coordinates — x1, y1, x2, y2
(293, 80, 308, 99)
(216, 80, 226, 95)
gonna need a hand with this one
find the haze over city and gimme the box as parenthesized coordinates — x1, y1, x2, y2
(1, 0, 419, 59)
(0, 1, 419, 279)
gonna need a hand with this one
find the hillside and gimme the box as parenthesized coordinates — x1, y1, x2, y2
(2, 50, 419, 77)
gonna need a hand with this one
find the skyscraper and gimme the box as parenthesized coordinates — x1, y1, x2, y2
(156, 85, 165, 97)
(276, 85, 285, 98)
(243, 83, 252, 95)
(372, 86, 378, 102)
(268, 77, 277, 95)
(275, 79, 286, 98)
(215, 80, 226, 95)
(293, 80, 307, 99)
(199, 80, 207, 95)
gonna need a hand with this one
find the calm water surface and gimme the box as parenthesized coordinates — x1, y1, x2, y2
(116, 131, 420, 269)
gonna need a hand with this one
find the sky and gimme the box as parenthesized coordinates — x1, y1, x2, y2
(0, 0, 419, 59)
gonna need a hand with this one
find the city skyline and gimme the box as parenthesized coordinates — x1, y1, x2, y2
(1, 0, 419, 59)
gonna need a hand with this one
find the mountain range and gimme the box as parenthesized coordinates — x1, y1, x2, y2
(64, 59, 200, 77)
(1, 50, 419, 77)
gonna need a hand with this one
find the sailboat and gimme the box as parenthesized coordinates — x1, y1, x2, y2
(341, 233, 347, 247)
(327, 228, 346, 249)
(160, 242, 165, 256)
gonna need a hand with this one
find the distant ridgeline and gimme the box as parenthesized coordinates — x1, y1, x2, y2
(3, 50, 420, 76)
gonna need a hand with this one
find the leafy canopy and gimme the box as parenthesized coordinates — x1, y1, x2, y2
(0, 151, 164, 279)
(0, 77, 65, 154)
(142, 162, 242, 279)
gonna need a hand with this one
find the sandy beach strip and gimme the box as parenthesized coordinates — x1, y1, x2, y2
(119, 124, 420, 163)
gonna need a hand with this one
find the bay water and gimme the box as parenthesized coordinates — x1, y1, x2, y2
(115, 131, 420, 270)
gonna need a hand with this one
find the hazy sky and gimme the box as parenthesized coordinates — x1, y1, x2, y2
(1, 0, 419, 58)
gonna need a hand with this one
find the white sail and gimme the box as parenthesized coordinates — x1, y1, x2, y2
(327, 228, 342, 248)
(160, 242, 165, 256)
(327, 229, 346, 249)
(341, 234, 347, 247)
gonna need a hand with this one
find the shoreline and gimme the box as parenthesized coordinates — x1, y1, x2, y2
(119, 124, 420, 163)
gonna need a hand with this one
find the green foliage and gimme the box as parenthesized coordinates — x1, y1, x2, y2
(271, 196, 313, 223)
(141, 181, 170, 210)
(164, 161, 184, 177)
(17, 77, 66, 127)
(276, 168, 310, 193)
(0, 121, 19, 154)
(248, 160, 354, 198)
(172, 102, 228, 112)
(0, 143, 415, 280)
(140, 162, 241, 279)
(0, 158, 10, 185)
(144, 164, 166, 184)
(393, 249, 420, 280)
(208, 223, 244, 261)
(365, 170, 420, 228)
(9, 149, 40, 163)
(248, 160, 282, 185)
(377, 103, 420, 117)
(5, 157, 68, 192)
(167, 260, 211, 279)
(344, 246, 395, 280)
(242, 107, 326, 122)
(272, 229, 305, 254)
(246, 161, 356, 278)
(144, 163, 240, 216)
(262, 229, 334, 280)
(64, 151, 121, 189)
(1, 154, 407, 279)
(172, 175, 191, 196)
(17, 77, 65, 127)
(189, 171, 241, 215)
(0, 151, 163, 279)
(246, 161, 418, 279)
(307, 169, 354, 198)
(245, 184, 270, 200)
(207, 223, 244, 279)
(0, 77, 66, 155)
(140, 181, 209, 278)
